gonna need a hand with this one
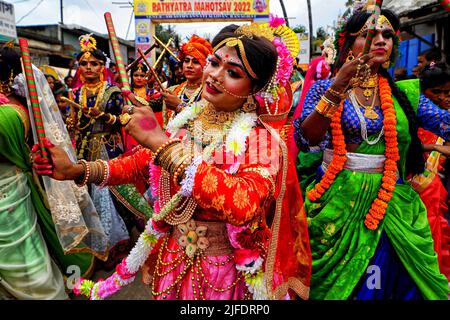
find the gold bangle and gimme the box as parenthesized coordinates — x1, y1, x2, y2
(322, 95, 338, 107)
(96, 159, 109, 186)
(75, 159, 90, 187)
(166, 148, 187, 175)
(159, 143, 183, 172)
(106, 114, 116, 125)
(315, 97, 339, 119)
(153, 139, 181, 164)
(326, 86, 346, 100)
(173, 154, 193, 184)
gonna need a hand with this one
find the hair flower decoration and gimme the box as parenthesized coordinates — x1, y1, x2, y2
(273, 37, 293, 87)
(269, 13, 286, 28)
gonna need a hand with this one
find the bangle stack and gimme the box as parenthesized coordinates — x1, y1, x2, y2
(315, 96, 340, 119)
(75, 159, 90, 187)
(326, 86, 347, 101)
(153, 138, 194, 185)
(74, 159, 109, 187)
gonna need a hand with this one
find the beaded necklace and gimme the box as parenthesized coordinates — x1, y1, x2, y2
(75, 81, 108, 159)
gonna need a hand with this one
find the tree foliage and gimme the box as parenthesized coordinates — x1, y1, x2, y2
(293, 25, 307, 34)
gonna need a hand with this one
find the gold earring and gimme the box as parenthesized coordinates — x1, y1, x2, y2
(242, 95, 257, 112)
(80, 73, 86, 84)
(8, 70, 14, 87)
(382, 59, 391, 69)
(346, 50, 355, 63)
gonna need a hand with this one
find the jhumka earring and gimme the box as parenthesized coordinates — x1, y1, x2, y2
(99, 67, 105, 82)
(382, 58, 391, 69)
(79, 73, 86, 84)
(242, 95, 257, 112)
(346, 50, 355, 63)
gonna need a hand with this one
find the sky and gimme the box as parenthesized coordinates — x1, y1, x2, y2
(11, 0, 348, 41)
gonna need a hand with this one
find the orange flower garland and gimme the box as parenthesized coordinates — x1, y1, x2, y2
(307, 76, 399, 230)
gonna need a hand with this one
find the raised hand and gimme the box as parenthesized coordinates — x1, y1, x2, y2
(332, 53, 375, 93)
(161, 91, 182, 110)
(121, 105, 168, 152)
(31, 139, 84, 181)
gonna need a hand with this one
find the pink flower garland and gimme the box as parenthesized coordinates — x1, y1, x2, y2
(273, 37, 293, 87)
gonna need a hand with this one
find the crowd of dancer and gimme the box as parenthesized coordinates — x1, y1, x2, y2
(1, 0, 450, 300)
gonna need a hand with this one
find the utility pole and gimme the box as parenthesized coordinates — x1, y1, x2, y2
(307, 0, 313, 56)
(60, 0, 64, 46)
(279, 0, 290, 27)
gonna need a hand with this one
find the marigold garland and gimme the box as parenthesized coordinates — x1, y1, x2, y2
(307, 76, 399, 230)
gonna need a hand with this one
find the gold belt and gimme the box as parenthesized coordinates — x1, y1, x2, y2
(172, 220, 234, 256)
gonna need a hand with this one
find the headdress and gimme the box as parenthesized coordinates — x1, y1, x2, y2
(213, 15, 299, 118)
(334, 0, 399, 65)
(180, 35, 213, 67)
(78, 33, 100, 61)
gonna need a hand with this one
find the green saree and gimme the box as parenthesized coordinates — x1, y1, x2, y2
(0, 105, 94, 283)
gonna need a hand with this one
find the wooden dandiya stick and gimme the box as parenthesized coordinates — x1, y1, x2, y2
(104, 12, 132, 106)
(152, 38, 174, 69)
(153, 35, 180, 62)
(19, 38, 48, 159)
(137, 48, 164, 89)
(126, 43, 157, 72)
(362, 0, 383, 54)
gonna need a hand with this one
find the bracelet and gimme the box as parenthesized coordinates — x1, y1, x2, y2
(315, 97, 339, 119)
(326, 86, 346, 100)
(173, 154, 194, 185)
(96, 159, 109, 186)
(88, 161, 100, 185)
(159, 143, 183, 172)
(322, 95, 338, 107)
(153, 138, 181, 164)
(106, 114, 117, 125)
(165, 146, 186, 174)
(75, 159, 90, 187)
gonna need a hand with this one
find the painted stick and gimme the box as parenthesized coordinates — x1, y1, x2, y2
(137, 48, 164, 89)
(126, 43, 157, 72)
(19, 38, 48, 159)
(104, 12, 132, 105)
(363, 0, 383, 54)
(439, 0, 450, 12)
(152, 38, 174, 69)
(153, 35, 180, 61)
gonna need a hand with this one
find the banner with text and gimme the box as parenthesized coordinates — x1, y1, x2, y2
(134, 0, 269, 20)
(0, 1, 16, 42)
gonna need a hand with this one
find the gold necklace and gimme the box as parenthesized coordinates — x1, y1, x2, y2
(187, 103, 240, 145)
(359, 74, 378, 101)
(84, 81, 104, 93)
(353, 86, 379, 120)
(179, 83, 202, 104)
(134, 86, 147, 99)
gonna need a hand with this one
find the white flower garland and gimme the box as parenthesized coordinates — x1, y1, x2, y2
(225, 112, 258, 157)
(166, 101, 203, 136)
